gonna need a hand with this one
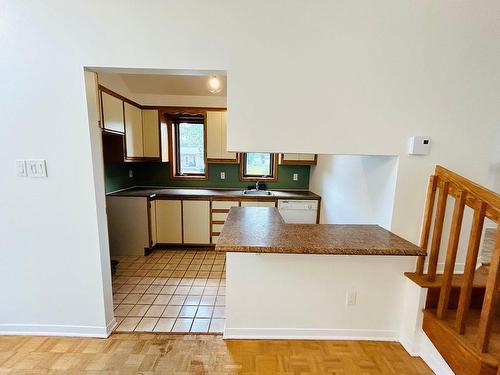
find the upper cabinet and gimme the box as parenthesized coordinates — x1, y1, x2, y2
(101, 91, 124, 133)
(99, 86, 161, 161)
(141, 109, 160, 158)
(206, 110, 238, 163)
(124, 102, 144, 158)
(280, 153, 317, 165)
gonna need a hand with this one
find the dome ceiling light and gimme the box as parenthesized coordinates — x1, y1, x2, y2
(207, 75, 222, 94)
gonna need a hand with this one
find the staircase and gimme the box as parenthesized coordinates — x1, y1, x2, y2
(405, 166, 500, 375)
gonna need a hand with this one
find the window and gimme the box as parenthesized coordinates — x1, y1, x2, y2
(172, 117, 207, 178)
(240, 152, 278, 181)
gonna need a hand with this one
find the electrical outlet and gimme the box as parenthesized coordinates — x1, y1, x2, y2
(129, 170, 133, 178)
(346, 291, 357, 306)
(220, 171, 226, 180)
(293, 173, 298, 181)
(16, 160, 27, 177)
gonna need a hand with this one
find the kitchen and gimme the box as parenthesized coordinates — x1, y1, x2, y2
(99, 70, 324, 333)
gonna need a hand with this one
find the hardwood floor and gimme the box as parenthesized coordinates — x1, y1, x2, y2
(0, 333, 432, 374)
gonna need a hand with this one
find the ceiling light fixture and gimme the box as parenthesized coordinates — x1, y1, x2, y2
(207, 75, 222, 94)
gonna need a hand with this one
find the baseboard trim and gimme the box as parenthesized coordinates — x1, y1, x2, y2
(0, 323, 110, 338)
(223, 327, 398, 341)
(106, 318, 118, 337)
(418, 333, 454, 375)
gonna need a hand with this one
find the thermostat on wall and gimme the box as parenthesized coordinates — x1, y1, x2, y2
(408, 136, 431, 155)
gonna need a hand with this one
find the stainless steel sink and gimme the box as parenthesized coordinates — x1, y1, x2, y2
(242, 190, 273, 196)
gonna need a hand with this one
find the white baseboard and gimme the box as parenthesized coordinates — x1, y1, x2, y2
(419, 333, 454, 375)
(223, 327, 398, 341)
(0, 323, 111, 338)
(399, 334, 421, 357)
(106, 318, 118, 336)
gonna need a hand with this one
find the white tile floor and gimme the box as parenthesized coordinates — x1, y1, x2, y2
(112, 249, 225, 333)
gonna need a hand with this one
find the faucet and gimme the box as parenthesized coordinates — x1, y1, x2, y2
(255, 181, 260, 191)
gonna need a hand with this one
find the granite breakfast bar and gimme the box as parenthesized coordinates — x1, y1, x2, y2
(215, 207, 425, 341)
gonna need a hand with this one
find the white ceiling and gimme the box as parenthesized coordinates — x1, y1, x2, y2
(114, 73, 227, 96)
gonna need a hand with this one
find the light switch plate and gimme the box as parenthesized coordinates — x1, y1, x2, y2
(129, 170, 133, 178)
(293, 173, 298, 181)
(16, 160, 27, 177)
(220, 171, 226, 180)
(346, 291, 357, 306)
(26, 159, 47, 177)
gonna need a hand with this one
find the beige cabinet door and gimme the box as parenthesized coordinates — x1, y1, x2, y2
(183, 200, 210, 244)
(206, 111, 222, 159)
(299, 154, 316, 161)
(283, 153, 299, 161)
(156, 200, 182, 243)
(101, 92, 124, 133)
(124, 102, 144, 158)
(149, 200, 157, 246)
(142, 109, 160, 158)
(220, 111, 237, 159)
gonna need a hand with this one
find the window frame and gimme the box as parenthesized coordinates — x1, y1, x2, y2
(239, 152, 278, 182)
(168, 115, 208, 180)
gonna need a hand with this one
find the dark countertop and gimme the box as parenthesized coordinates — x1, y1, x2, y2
(215, 207, 425, 256)
(107, 187, 321, 200)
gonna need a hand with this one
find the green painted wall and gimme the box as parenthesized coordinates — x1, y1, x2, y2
(105, 161, 311, 192)
(104, 163, 136, 193)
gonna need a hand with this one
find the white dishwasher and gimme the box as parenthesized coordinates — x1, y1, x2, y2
(277, 200, 318, 224)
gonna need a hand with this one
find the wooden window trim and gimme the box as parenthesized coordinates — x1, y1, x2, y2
(167, 114, 208, 180)
(239, 153, 278, 182)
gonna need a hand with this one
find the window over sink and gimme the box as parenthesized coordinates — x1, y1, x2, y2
(240, 152, 278, 182)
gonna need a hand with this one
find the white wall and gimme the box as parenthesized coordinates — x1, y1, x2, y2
(226, 253, 414, 340)
(0, 0, 498, 337)
(310, 155, 399, 229)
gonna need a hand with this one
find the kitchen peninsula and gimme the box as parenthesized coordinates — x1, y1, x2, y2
(216, 207, 425, 341)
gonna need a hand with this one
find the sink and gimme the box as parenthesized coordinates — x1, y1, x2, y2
(242, 190, 273, 196)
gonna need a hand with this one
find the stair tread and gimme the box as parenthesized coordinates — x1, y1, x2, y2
(405, 265, 490, 288)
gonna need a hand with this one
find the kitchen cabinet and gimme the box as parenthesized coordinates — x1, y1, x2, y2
(101, 91, 124, 133)
(211, 200, 240, 244)
(280, 153, 317, 165)
(207, 110, 237, 162)
(156, 200, 182, 244)
(142, 109, 160, 158)
(183, 200, 210, 244)
(124, 105, 160, 160)
(100, 87, 161, 160)
(124, 102, 144, 158)
(241, 201, 276, 207)
(106, 196, 149, 255)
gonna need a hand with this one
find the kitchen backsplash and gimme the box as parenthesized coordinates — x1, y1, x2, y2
(104, 162, 311, 193)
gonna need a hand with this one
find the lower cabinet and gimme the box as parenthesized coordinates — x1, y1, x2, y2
(183, 200, 210, 244)
(156, 200, 182, 244)
(106, 196, 149, 256)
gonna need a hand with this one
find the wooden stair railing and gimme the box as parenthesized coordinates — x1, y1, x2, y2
(407, 165, 500, 356)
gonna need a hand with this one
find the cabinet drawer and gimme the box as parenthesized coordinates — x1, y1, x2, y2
(241, 201, 276, 207)
(212, 200, 239, 209)
(212, 223, 224, 232)
(212, 212, 229, 221)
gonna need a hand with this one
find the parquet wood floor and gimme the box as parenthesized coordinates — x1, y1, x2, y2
(0, 333, 432, 374)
